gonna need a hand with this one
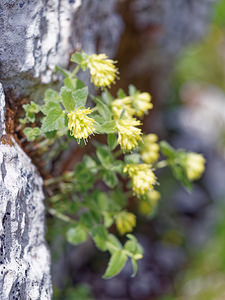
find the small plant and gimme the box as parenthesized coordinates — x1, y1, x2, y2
(21, 51, 205, 279)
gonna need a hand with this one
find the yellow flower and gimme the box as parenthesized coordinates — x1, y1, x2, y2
(87, 53, 118, 88)
(116, 118, 142, 151)
(140, 134, 160, 164)
(185, 152, 205, 181)
(67, 108, 95, 142)
(139, 190, 160, 216)
(115, 211, 136, 235)
(124, 164, 157, 195)
(111, 97, 135, 120)
(147, 189, 161, 204)
(132, 92, 153, 117)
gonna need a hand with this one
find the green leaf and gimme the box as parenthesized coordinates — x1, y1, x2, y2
(23, 127, 40, 141)
(66, 226, 87, 245)
(64, 77, 85, 90)
(71, 52, 83, 64)
(55, 65, 72, 77)
(107, 234, 122, 252)
(117, 88, 126, 98)
(95, 191, 108, 211)
(92, 97, 112, 121)
(103, 250, 128, 279)
(125, 234, 143, 260)
(102, 171, 118, 188)
(91, 225, 109, 251)
(23, 101, 40, 113)
(160, 141, 175, 159)
(96, 146, 113, 169)
(80, 213, 95, 229)
(95, 120, 116, 134)
(104, 212, 114, 228)
(60, 87, 74, 111)
(41, 108, 65, 132)
(171, 164, 192, 190)
(44, 89, 60, 102)
(124, 153, 141, 164)
(72, 87, 88, 108)
(111, 160, 124, 173)
(107, 133, 118, 151)
(45, 130, 57, 139)
(83, 155, 98, 174)
(131, 258, 138, 277)
(101, 90, 114, 104)
(128, 84, 137, 96)
(41, 101, 61, 115)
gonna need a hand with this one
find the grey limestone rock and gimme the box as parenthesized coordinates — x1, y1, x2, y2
(0, 83, 52, 299)
(0, 0, 123, 98)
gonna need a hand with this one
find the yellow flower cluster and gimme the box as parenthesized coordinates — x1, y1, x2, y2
(116, 118, 142, 151)
(124, 164, 157, 195)
(139, 190, 161, 216)
(111, 89, 153, 152)
(140, 134, 160, 164)
(67, 108, 95, 142)
(115, 211, 136, 235)
(185, 152, 205, 181)
(132, 92, 153, 117)
(111, 97, 135, 120)
(87, 54, 118, 88)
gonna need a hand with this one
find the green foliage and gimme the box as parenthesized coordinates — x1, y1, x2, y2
(21, 50, 205, 280)
(160, 141, 192, 190)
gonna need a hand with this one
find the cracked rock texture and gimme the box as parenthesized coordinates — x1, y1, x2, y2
(0, 83, 52, 299)
(0, 0, 123, 98)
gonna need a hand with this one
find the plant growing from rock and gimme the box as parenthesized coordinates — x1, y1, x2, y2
(21, 51, 205, 279)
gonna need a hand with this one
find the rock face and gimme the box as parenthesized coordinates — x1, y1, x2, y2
(0, 0, 123, 98)
(0, 84, 52, 299)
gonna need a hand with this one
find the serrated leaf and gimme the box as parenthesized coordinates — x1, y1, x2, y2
(103, 250, 128, 279)
(66, 226, 87, 245)
(41, 101, 61, 115)
(107, 133, 118, 151)
(72, 86, 88, 108)
(41, 108, 65, 132)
